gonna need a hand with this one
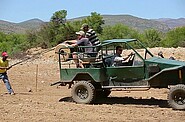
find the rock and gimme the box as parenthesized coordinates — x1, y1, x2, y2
(26, 87, 32, 92)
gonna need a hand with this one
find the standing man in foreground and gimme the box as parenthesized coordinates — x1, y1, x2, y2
(81, 23, 101, 51)
(0, 52, 14, 95)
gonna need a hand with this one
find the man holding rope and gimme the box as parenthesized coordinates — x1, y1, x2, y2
(0, 52, 15, 95)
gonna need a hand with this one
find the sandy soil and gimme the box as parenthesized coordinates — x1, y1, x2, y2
(0, 47, 185, 122)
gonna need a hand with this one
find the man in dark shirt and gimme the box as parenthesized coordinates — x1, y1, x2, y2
(72, 31, 93, 53)
(71, 31, 93, 68)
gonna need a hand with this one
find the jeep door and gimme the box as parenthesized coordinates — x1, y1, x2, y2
(105, 54, 145, 86)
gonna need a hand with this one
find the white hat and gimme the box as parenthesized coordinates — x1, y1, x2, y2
(75, 31, 85, 36)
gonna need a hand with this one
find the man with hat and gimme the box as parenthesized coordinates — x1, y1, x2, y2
(81, 23, 101, 51)
(71, 30, 93, 53)
(0, 52, 14, 95)
(70, 30, 93, 68)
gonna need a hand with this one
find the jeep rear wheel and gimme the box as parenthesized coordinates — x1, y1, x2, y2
(168, 84, 185, 110)
(71, 81, 96, 104)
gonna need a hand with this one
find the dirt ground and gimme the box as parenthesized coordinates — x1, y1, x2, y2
(0, 47, 185, 122)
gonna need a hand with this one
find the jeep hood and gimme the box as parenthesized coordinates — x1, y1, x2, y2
(145, 57, 185, 66)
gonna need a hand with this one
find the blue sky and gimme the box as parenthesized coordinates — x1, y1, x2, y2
(0, 0, 185, 23)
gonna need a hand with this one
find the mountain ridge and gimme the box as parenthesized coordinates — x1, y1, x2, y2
(101, 15, 170, 32)
(17, 18, 45, 29)
(0, 15, 185, 34)
(152, 18, 185, 28)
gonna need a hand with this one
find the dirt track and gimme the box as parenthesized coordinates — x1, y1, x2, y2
(0, 47, 185, 122)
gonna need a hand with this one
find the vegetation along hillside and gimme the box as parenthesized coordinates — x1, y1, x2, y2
(1, 15, 185, 34)
(0, 11, 185, 57)
(70, 15, 185, 32)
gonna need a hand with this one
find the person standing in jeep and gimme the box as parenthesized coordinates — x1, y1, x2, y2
(81, 23, 101, 51)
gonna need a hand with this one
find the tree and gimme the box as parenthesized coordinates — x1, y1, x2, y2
(36, 24, 54, 48)
(49, 10, 77, 44)
(162, 27, 185, 47)
(0, 32, 27, 55)
(26, 30, 37, 47)
(50, 10, 67, 26)
(99, 23, 139, 41)
(143, 29, 162, 47)
(82, 12, 104, 34)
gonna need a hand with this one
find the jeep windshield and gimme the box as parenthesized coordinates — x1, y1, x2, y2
(101, 39, 154, 60)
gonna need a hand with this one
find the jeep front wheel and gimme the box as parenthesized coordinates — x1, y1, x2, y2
(71, 81, 96, 104)
(168, 84, 185, 110)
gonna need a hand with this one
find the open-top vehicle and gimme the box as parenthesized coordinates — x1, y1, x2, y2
(52, 39, 185, 110)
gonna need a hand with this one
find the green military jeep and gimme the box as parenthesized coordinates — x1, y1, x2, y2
(52, 39, 185, 110)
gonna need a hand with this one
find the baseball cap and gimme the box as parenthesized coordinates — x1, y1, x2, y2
(81, 23, 88, 30)
(2, 52, 8, 57)
(75, 31, 85, 36)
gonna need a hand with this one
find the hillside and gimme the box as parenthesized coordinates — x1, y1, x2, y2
(153, 18, 185, 28)
(0, 19, 45, 34)
(17, 18, 45, 29)
(70, 15, 184, 32)
(1, 15, 185, 34)
(102, 15, 170, 32)
(0, 20, 26, 34)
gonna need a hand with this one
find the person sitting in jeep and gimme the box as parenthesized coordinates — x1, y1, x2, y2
(70, 31, 94, 68)
(111, 46, 134, 66)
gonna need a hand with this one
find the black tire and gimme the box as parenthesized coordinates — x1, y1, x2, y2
(168, 84, 185, 110)
(71, 81, 96, 104)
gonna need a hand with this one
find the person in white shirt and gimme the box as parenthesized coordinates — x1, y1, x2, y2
(111, 46, 133, 66)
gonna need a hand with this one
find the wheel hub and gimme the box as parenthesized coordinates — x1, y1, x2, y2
(77, 88, 88, 99)
(174, 93, 185, 105)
